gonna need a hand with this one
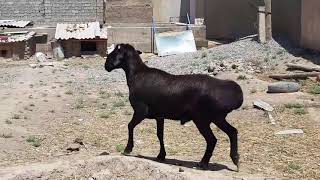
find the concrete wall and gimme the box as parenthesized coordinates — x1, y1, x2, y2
(152, 0, 182, 22)
(205, 0, 264, 40)
(0, 0, 104, 25)
(272, 0, 301, 45)
(152, 0, 193, 23)
(107, 24, 207, 52)
(301, 0, 320, 51)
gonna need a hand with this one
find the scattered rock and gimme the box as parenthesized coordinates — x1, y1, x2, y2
(275, 129, 304, 136)
(29, 64, 37, 68)
(67, 143, 80, 152)
(99, 152, 110, 156)
(253, 100, 274, 112)
(267, 82, 301, 93)
(316, 74, 320, 82)
(35, 52, 48, 62)
(39, 62, 54, 68)
(231, 64, 238, 69)
(74, 138, 84, 145)
(207, 62, 215, 73)
(178, 167, 184, 172)
(29, 62, 54, 69)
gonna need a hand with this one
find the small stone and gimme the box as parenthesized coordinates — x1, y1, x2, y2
(231, 64, 238, 69)
(35, 52, 47, 62)
(67, 143, 80, 152)
(39, 62, 54, 68)
(29, 64, 38, 68)
(99, 151, 110, 156)
(178, 167, 184, 172)
(74, 138, 84, 145)
(207, 62, 215, 73)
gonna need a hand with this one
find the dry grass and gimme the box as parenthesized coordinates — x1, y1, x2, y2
(1, 58, 319, 179)
(12, 114, 21, 119)
(26, 136, 42, 147)
(65, 90, 73, 95)
(310, 84, 320, 94)
(1, 133, 13, 138)
(50, 103, 319, 179)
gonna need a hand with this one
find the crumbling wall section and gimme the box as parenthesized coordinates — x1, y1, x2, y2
(106, 0, 153, 23)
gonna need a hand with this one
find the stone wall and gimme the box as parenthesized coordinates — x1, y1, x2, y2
(0, 0, 104, 25)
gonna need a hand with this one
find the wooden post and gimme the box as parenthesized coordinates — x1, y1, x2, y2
(103, 0, 106, 24)
(265, 0, 272, 41)
(258, 6, 266, 43)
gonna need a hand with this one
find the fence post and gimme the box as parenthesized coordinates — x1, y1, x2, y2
(258, 6, 266, 43)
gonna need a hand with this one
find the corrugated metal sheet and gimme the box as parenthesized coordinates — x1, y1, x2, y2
(0, 31, 36, 43)
(0, 20, 31, 28)
(55, 22, 107, 40)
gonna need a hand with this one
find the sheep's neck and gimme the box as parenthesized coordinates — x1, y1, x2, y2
(123, 56, 147, 87)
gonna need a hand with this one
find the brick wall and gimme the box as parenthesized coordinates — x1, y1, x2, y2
(0, 0, 104, 25)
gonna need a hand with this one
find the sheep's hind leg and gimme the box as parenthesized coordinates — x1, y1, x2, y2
(215, 118, 239, 171)
(194, 120, 217, 170)
(123, 113, 144, 155)
(156, 118, 166, 161)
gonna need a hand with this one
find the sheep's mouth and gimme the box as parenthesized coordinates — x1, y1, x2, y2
(105, 67, 113, 72)
(105, 64, 113, 72)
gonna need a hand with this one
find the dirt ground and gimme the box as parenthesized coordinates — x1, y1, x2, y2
(0, 56, 319, 180)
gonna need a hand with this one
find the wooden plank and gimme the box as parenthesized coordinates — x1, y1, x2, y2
(269, 72, 320, 80)
(286, 63, 320, 72)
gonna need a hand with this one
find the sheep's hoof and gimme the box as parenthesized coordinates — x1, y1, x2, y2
(236, 163, 240, 172)
(156, 154, 166, 162)
(196, 162, 209, 170)
(231, 154, 240, 167)
(123, 148, 132, 155)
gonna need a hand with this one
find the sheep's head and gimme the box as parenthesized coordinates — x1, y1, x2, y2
(105, 44, 142, 72)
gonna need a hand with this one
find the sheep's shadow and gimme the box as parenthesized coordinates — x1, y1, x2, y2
(131, 154, 235, 172)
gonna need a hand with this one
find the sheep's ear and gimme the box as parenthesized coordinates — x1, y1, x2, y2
(136, 50, 142, 54)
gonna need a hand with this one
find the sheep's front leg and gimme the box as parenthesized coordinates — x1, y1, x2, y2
(156, 118, 166, 161)
(194, 121, 217, 169)
(124, 113, 144, 154)
(215, 119, 239, 171)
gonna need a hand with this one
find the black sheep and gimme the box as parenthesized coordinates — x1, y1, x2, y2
(105, 44, 243, 170)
